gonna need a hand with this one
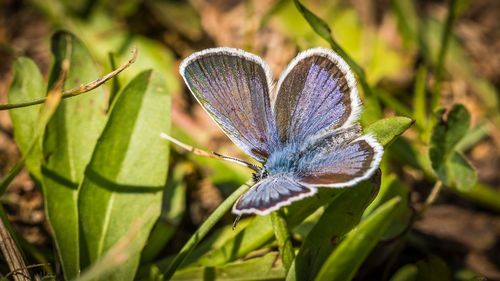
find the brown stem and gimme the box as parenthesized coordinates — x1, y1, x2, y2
(0, 48, 138, 111)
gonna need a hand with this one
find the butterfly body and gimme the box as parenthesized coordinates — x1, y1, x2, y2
(179, 47, 384, 216)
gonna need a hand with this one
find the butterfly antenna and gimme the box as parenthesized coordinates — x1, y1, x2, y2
(160, 133, 260, 172)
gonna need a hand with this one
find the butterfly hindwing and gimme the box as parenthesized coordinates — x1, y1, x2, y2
(295, 126, 383, 188)
(233, 176, 317, 215)
(273, 48, 361, 144)
(180, 48, 277, 162)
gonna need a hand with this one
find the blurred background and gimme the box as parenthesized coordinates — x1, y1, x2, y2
(0, 0, 499, 279)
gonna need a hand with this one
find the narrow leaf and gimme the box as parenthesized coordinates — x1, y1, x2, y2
(315, 197, 401, 281)
(79, 70, 170, 280)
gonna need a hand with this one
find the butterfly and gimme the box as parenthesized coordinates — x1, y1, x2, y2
(176, 47, 383, 216)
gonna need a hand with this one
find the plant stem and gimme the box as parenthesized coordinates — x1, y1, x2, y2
(419, 180, 443, 215)
(0, 208, 30, 281)
(163, 180, 253, 280)
(431, 0, 458, 109)
(271, 210, 294, 272)
(0, 48, 137, 111)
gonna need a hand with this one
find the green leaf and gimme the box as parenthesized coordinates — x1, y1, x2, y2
(140, 163, 188, 263)
(171, 252, 285, 281)
(76, 207, 159, 281)
(78, 70, 170, 280)
(288, 173, 380, 281)
(8, 57, 46, 180)
(430, 104, 476, 190)
(41, 31, 108, 280)
(292, 0, 332, 44)
(315, 197, 400, 281)
(365, 116, 414, 146)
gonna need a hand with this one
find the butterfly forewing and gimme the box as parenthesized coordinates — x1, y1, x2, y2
(273, 48, 361, 145)
(180, 48, 277, 162)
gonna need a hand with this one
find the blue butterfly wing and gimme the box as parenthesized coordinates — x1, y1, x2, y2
(233, 176, 316, 215)
(273, 48, 360, 145)
(180, 48, 278, 162)
(295, 126, 383, 188)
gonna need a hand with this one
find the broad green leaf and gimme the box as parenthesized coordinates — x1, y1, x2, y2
(42, 31, 108, 280)
(288, 173, 380, 281)
(429, 104, 476, 190)
(315, 197, 400, 281)
(171, 252, 285, 281)
(76, 206, 159, 281)
(8, 57, 46, 180)
(365, 116, 414, 146)
(79, 70, 170, 280)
